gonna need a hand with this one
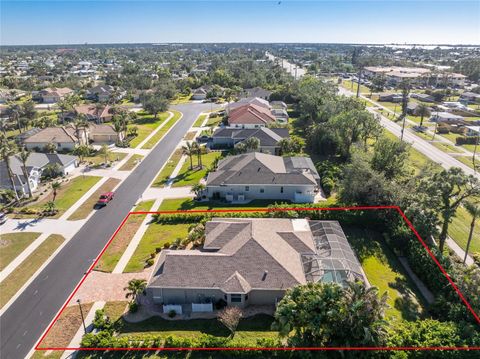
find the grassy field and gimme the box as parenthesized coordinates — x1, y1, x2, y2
(123, 223, 190, 272)
(141, 110, 182, 149)
(193, 114, 208, 127)
(128, 111, 170, 148)
(170, 94, 192, 104)
(68, 178, 121, 220)
(344, 227, 426, 322)
(206, 115, 223, 127)
(94, 200, 155, 272)
(118, 154, 144, 171)
(172, 151, 223, 187)
(0, 232, 41, 271)
(30, 176, 102, 218)
(448, 205, 480, 254)
(37, 302, 93, 349)
(158, 197, 292, 211)
(151, 148, 183, 187)
(0, 234, 65, 308)
(455, 155, 480, 170)
(117, 314, 277, 342)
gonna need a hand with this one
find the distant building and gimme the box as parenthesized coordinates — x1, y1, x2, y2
(430, 112, 464, 124)
(86, 85, 125, 102)
(242, 87, 272, 100)
(36, 87, 73, 103)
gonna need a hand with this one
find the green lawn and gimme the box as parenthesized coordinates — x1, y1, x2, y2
(29, 176, 102, 218)
(128, 111, 170, 148)
(171, 151, 223, 187)
(344, 227, 426, 322)
(151, 149, 183, 187)
(0, 232, 41, 271)
(123, 223, 190, 272)
(206, 115, 223, 127)
(0, 234, 65, 308)
(193, 114, 208, 127)
(68, 178, 121, 220)
(118, 154, 144, 171)
(158, 197, 292, 211)
(117, 314, 277, 342)
(448, 205, 480, 254)
(341, 80, 370, 94)
(84, 152, 127, 166)
(141, 110, 182, 149)
(94, 200, 155, 273)
(455, 155, 480, 170)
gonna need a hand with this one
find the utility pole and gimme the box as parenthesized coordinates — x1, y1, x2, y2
(432, 122, 438, 141)
(356, 69, 362, 98)
(473, 135, 479, 173)
(77, 299, 87, 334)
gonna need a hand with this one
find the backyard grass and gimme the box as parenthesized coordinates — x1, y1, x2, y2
(344, 227, 426, 322)
(171, 151, 223, 187)
(0, 234, 65, 308)
(193, 114, 208, 127)
(128, 111, 170, 148)
(141, 110, 182, 149)
(151, 149, 183, 187)
(37, 302, 93, 349)
(94, 200, 155, 273)
(68, 178, 121, 220)
(448, 205, 480, 254)
(30, 176, 102, 218)
(117, 314, 277, 342)
(0, 232, 41, 271)
(158, 198, 292, 211)
(206, 115, 223, 127)
(123, 223, 190, 272)
(118, 154, 144, 171)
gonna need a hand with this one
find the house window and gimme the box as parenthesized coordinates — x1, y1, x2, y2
(260, 188, 264, 193)
(280, 187, 284, 193)
(245, 186, 249, 191)
(230, 294, 242, 303)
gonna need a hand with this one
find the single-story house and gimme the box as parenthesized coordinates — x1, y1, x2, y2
(191, 88, 208, 101)
(146, 218, 365, 310)
(460, 92, 480, 105)
(22, 126, 83, 151)
(0, 152, 78, 195)
(227, 97, 271, 114)
(88, 123, 121, 143)
(271, 108, 289, 123)
(406, 102, 419, 115)
(465, 126, 480, 137)
(86, 85, 125, 102)
(0, 89, 26, 104)
(227, 104, 276, 129)
(411, 93, 435, 103)
(205, 152, 320, 203)
(211, 127, 289, 155)
(35, 87, 73, 103)
(242, 87, 272, 100)
(378, 93, 403, 103)
(63, 104, 113, 123)
(430, 112, 465, 124)
(270, 101, 287, 110)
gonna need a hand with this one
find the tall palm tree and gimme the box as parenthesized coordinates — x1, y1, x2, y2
(182, 141, 195, 170)
(192, 142, 203, 168)
(124, 279, 147, 303)
(113, 119, 123, 143)
(416, 104, 431, 128)
(0, 134, 19, 200)
(18, 147, 32, 198)
(463, 201, 480, 264)
(51, 181, 61, 202)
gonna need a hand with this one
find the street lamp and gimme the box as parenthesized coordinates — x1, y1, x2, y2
(77, 299, 87, 334)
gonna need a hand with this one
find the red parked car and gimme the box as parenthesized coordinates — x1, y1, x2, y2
(96, 192, 114, 207)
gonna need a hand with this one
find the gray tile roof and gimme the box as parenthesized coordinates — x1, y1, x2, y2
(206, 152, 319, 186)
(212, 127, 289, 147)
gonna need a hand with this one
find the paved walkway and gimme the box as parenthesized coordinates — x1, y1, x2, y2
(398, 257, 434, 304)
(446, 236, 474, 266)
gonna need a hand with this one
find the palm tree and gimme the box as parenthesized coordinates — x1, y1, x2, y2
(51, 181, 61, 202)
(124, 279, 147, 303)
(191, 183, 206, 198)
(0, 134, 19, 200)
(463, 201, 480, 264)
(182, 141, 195, 170)
(18, 147, 32, 198)
(113, 119, 123, 143)
(242, 137, 260, 152)
(416, 104, 431, 128)
(7, 102, 22, 134)
(192, 142, 203, 168)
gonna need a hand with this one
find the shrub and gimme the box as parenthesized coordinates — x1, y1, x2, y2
(155, 247, 162, 253)
(163, 242, 171, 249)
(456, 136, 479, 145)
(128, 302, 138, 313)
(145, 258, 154, 267)
(168, 309, 176, 318)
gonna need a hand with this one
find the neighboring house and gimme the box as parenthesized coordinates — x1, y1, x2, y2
(211, 127, 289, 155)
(147, 218, 365, 310)
(411, 93, 435, 103)
(460, 92, 480, 105)
(36, 87, 73, 103)
(63, 104, 113, 123)
(430, 112, 465, 124)
(0, 152, 78, 195)
(378, 93, 402, 103)
(227, 104, 276, 129)
(406, 102, 419, 115)
(191, 87, 207, 101)
(22, 126, 83, 151)
(88, 123, 121, 143)
(271, 108, 289, 123)
(86, 85, 124, 102)
(465, 126, 480, 137)
(270, 101, 287, 110)
(243, 87, 272, 100)
(227, 97, 271, 114)
(0, 89, 26, 104)
(206, 152, 320, 203)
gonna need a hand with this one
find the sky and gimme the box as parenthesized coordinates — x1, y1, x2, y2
(1, 1, 479, 46)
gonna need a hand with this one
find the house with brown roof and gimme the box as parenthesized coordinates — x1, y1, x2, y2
(146, 218, 365, 312)
(206, 152, 320, 203)
(227, 104, 276, 129)
(22, 126, 83, 151)
(63, 104, 113, 123)
(37, 87, 73, 103)
(88, 123, 122, 143)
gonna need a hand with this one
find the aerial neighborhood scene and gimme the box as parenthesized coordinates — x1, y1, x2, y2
(1, 1, 480, 358)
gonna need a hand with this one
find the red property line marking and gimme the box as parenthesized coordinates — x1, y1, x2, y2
(35, 206, 480, 352)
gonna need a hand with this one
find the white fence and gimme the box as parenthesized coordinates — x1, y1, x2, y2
(192, 303, 213, 313)
(163, 304, 182, 314)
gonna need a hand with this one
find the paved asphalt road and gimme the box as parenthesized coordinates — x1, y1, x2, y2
(0, 102, 211, 359)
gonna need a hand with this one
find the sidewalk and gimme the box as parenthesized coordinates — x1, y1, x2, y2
(446, 236, 474, 266)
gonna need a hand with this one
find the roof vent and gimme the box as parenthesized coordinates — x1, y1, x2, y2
(262, 270, 268, 281)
